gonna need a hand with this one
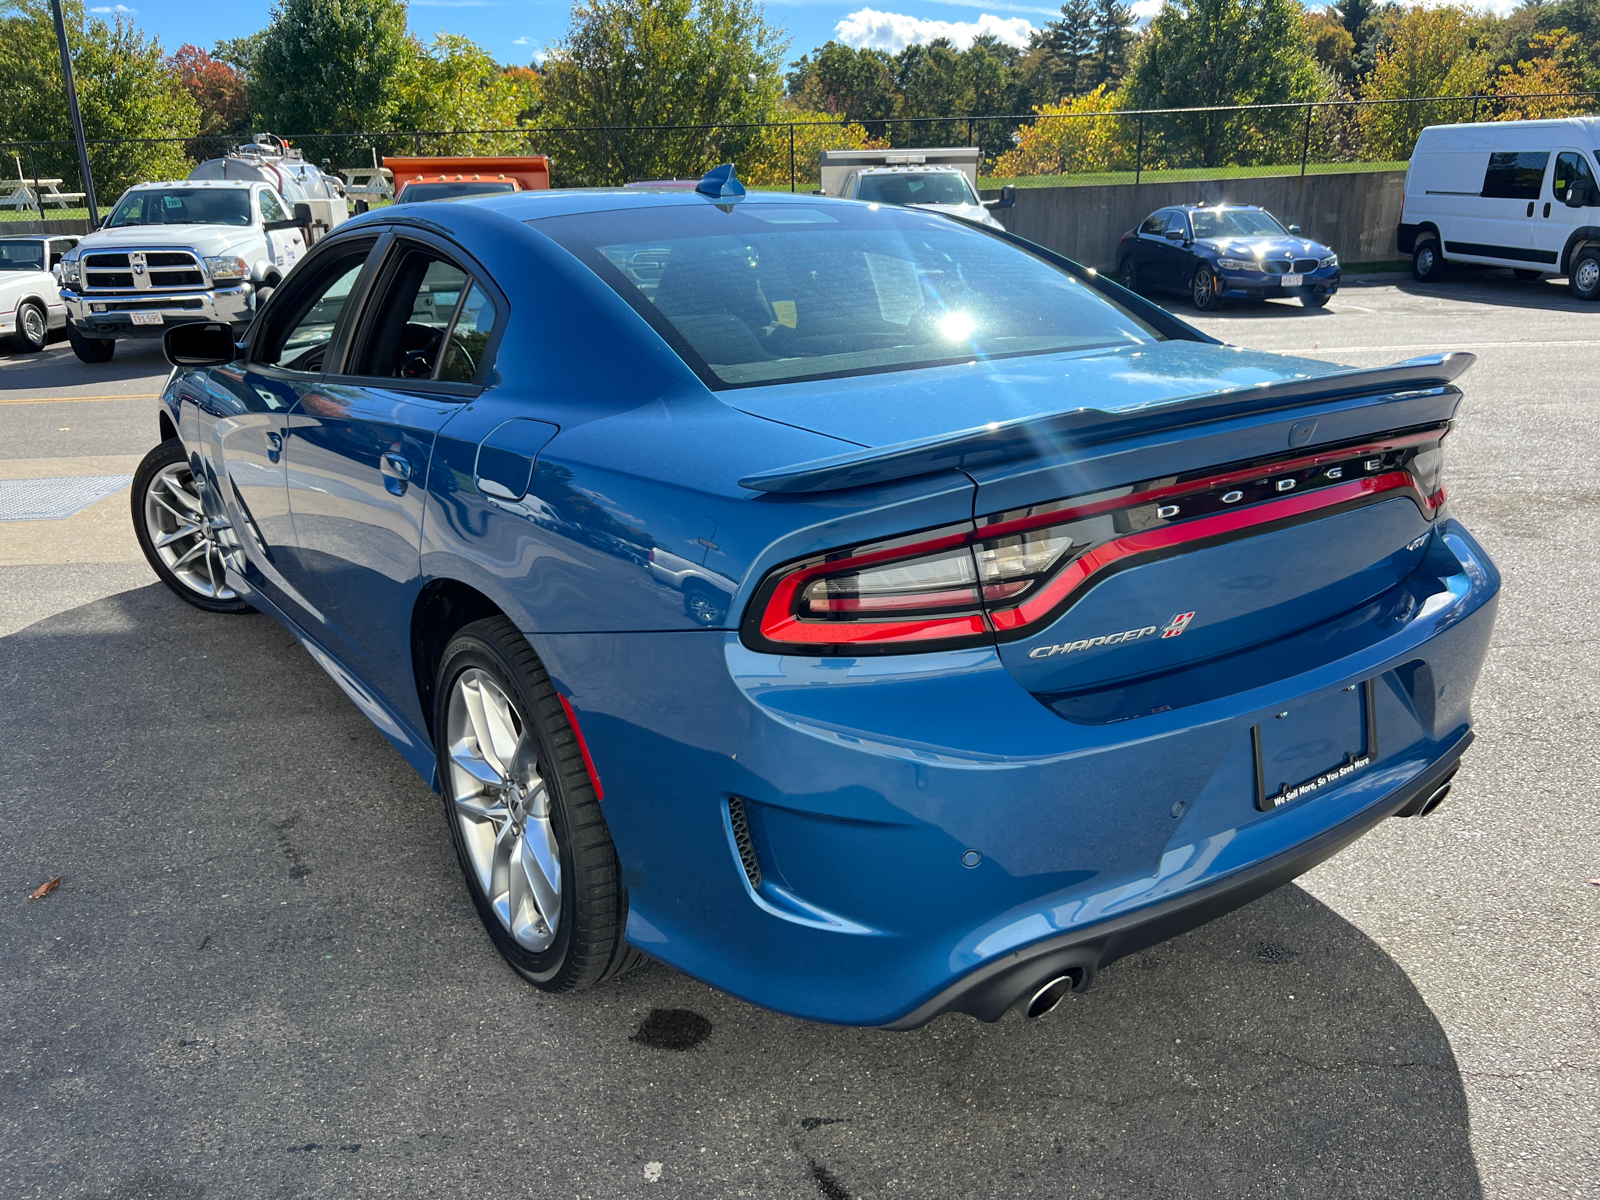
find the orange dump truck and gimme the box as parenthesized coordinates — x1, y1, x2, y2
(383, 155, 552, 204)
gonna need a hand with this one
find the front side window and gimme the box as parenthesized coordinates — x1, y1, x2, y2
(1482, 152, 1550, 200)
(1189, 209, 1286, 238)
(106, 188, 253, 227)
(259, 190, 288, 222)
(1553, 151, 1597, 201)
(1164, 212, 1190, 238)
(0, 239, 45, 271)
(538, 202, 1162, 389)
(350, 248, 472, 380)
(257, 245, 374, 372)
(857, 172, 976, 207)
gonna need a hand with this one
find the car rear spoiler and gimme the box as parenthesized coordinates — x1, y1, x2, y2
(736, 352, 1476, 495)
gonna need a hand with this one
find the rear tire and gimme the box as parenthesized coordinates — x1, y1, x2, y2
(436, 616, 640, 993)
(1118, 257, 1139, 293)
(1190, 263, 1222, 311)
(1569, 249, 1600, 301)
(67, 324, 114, 363)
(12, 301, 47, 352)
(1412, 239, 1444, 282)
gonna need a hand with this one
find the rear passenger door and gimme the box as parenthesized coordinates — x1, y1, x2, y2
(282, 232, 505, 727)
(1151, 211, 1193, 291)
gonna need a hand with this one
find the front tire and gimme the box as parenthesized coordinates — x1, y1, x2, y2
(1412, 239, 1444, 282)
(131, 438, 252, 613)
(13, 301, 47, 352)
(436, 617, 639, 993)
(67, 324, 114, 363)
(1191, 263, 1223, 311)
(1569, 249, 1600, 301)
(1301, 292, 1331, 309)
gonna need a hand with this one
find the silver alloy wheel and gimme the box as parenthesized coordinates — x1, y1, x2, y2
(20, 303, 45, 346)
(447, 668, 562, 952)
(143, 462, 236, 600)
(1575, 256, 1600, 294)
(1193, 267, 1214, 307)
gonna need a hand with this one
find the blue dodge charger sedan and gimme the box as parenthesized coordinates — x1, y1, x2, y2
(132, 170, 1497, 1027)
(1118, 204, 1343, 311)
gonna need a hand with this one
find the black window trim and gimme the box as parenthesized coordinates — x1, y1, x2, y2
(327, 227, 509, 399)
(244, 229, 390, 380)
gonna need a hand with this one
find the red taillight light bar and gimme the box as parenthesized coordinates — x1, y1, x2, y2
(741, 428, 1448, 655)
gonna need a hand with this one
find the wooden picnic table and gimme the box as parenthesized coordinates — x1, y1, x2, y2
(339, 166, 394, 201)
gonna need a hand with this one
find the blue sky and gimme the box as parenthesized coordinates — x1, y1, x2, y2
(110, 0, 1181, 70)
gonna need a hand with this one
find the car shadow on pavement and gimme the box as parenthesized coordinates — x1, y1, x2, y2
(0, 585, 1484, 1200)
(1385, 271, 1594, 314)
(0, 336, 169, 384)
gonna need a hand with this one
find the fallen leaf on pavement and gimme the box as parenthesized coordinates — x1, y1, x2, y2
(29, 876, 61, 901)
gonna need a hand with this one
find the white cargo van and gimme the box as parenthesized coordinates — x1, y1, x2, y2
(1399, 117, 1600, 298)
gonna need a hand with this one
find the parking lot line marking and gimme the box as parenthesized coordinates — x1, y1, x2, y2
(0, 392, 158, 406)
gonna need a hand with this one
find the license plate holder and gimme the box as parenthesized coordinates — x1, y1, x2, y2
(130, 312, 163, 327)
(1254, 681, 1375, 811)
(1281, 272, 1304, 287)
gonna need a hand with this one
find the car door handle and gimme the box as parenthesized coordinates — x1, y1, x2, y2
(1544, 202, 1552, 218)
(381, 452, 413, 496)
(1527, 201, 1535, 217)
(266, 431, 283, 463)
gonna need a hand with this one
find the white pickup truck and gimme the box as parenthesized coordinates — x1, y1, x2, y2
(57, 178, 312, 362)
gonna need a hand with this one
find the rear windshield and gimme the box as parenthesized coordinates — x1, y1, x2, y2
(0, 240, 44, 271)
(1189, 209, 1285, 239)
(535, 202, 1162, 388)
(398, 181, 518, 203)
(107, 188, 253, 227)
(857, 172, 975, 206)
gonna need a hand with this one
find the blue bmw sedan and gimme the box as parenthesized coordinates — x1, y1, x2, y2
(1117, 204, 1342, 311)
(132, 171, 1497, 1028)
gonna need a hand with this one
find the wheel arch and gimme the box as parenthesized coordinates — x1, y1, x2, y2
(158, 409, 178, 443)
(1412, 221, 1442, 248)
(411, 578, 510, 739)
(1560, 227, 1600, 275)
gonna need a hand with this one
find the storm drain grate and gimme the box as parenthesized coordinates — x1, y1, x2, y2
(0, 476, 132, 521)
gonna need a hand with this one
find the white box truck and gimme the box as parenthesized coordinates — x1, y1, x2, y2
(818, 148, 1014, 230)
(1399, 117, 1600, 298)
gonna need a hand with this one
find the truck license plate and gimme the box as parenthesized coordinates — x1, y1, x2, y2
(130, 312, 163, 326)
(1281, 273, 1304, 287)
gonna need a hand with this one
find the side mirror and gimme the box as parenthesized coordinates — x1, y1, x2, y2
(51, 264, 62, 283)
(1565, 182, 1595, 208)
(164, 321, 236, 367)
(1164, 228, 1184, 240)
(293, 202, 313, 227)
(1288, 224, 1302, 235)
(985, 184, 1016, 210)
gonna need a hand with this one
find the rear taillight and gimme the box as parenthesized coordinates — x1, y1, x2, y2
(743, 428, 1448, 655)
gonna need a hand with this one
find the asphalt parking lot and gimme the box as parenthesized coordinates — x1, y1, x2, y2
(1, 272, 1596, 1200)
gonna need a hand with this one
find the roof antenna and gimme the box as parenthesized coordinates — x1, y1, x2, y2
(696, 163, 746, 204)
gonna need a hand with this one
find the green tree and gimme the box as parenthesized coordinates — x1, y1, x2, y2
(1357, 5, 1492, 159)
(894, 38, 970, 146)
(1306, 8, 1356, 82)
(1029, 0, 1098, 101)
(786, 40, 898, 130)
(0, 0, 198, 204)
(392, 33, 529, 151)
(250, 0, 410, 136)
(1121, 0, 1327, 167)
(1087, 0, 1136, 89)
(540, 0, 786, 185)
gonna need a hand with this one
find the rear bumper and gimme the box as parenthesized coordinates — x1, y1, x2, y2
(532, 520, 1499, 1027)
(62, 284, 254, 339)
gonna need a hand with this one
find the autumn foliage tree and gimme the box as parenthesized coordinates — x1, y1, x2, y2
(1357, 5, 1494, 160)
(1493, 28, 1590, 118)
(170, 45, 250, 138)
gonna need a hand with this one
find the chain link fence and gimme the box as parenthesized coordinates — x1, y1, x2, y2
(4, 91, 1598, 225)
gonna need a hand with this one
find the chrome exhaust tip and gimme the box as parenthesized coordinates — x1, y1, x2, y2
(1418, 782, 1452, 816)
(1024, 972, 1080, 1019)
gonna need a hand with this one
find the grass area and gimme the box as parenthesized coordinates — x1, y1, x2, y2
(980, 160, 1408, 190)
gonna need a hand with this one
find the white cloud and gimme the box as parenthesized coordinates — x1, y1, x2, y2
(512, 35, 531, 44)
(88, 4, 137, 11)
(835, 8, 1036, 52)
(1130, 0, 1162, 20)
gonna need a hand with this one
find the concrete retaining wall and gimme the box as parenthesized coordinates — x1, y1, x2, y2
(981, 170, 1407, 272)
(1, 218, 94, 236)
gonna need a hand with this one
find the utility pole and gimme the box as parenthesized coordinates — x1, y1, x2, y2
(50, 0, 99, 228)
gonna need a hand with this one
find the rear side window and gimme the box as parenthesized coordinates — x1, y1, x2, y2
(1139, 213, 1167, 235)
(351, 249, 470, 379)
(1481, 152, 1549, 200)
